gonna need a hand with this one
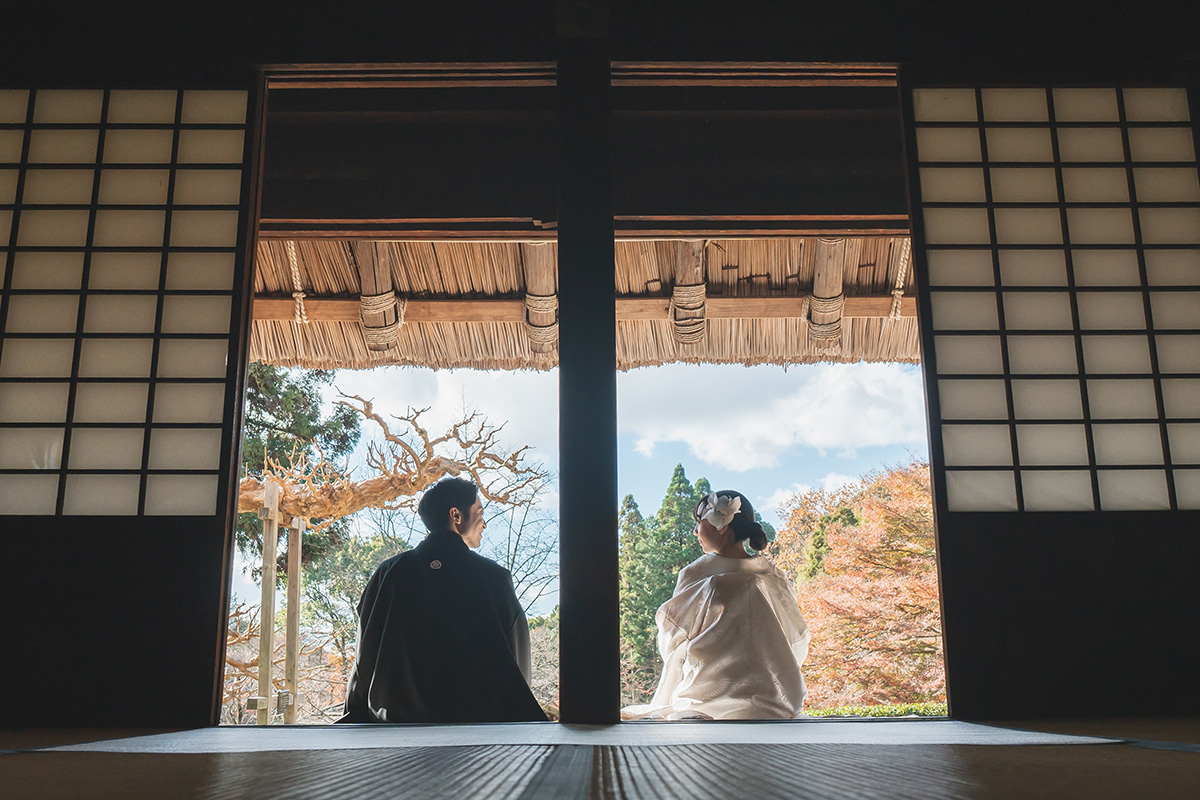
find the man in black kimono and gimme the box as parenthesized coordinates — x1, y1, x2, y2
(339, 477, 547, 722)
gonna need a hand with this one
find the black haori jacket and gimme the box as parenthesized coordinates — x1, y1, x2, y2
(339, 530, 546, 723)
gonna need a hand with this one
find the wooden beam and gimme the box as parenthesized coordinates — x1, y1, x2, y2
(520, 242, 558, 353)
(252, 294, 917, 322)
(351, 241, 399, 350)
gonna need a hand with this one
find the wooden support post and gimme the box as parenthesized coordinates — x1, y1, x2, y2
(556, 0, 619, 725)
(520, 242, 558, 354)
(284, 515, 304, 724)
(352, 241, 400, 351)
(811, 237, 847, 351)
(256, 479, 280, 725)
(671, 240, 707, 345)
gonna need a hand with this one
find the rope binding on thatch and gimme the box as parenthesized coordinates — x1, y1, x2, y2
(359, 291, 407, 349)
(285, 240, 308, 324)
(889, 238, 912, 321)
(670, 283, 707, 344)
(807, 293, 845, 342)
(524, 292, 559, 346)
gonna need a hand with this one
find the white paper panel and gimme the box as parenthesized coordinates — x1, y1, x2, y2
(1011, 379, 1083, 419)
(989, 168, 1058, 202)
(1066, 208, 1135, 244)
(145, 474, 218, 515)
(77, 339, 154, 378)
(1056, 128, 1125, 162)
(72, 383, 148, 423)
(1021, 470, 1095, 511)
(0, 474, 59, 514)
(1098, 470, 1170, 510)
(169, 210, 239, 247)
(156, 339, 228, 378)
(10, 252, 85, 290)
(942, 425, 1012, 466)
(177, 130, 244, 163)
(930, 292, 998, 330)
(1139, 208, 1200, 244)
(913, 89, 978, 121)
(21, 169, 93, 204)
(0, 427, 64, 468)
(0, 90, 30, 122)
(1168, 423, 1200, 464)
(1015, 424, 1089, 466)
(5, 294, 80, 333)
(0, 169, 15, 203)
(1162, 379, 1200, 417)
(923, 208, 991, 244)
(1092, 424, 1164, 465)
(1149, 292, 1200, 328)
(27, 130, 98, 163)
(68, 428, 145, 469)
(1076, 292, 1146, 330)
(1081, 335, 1152, 374)
(1123, 88, 1191, 122)
(63, 474, 140, 515)
(1087, 379, 1159, 419)
(165, 252, 237, 291)
(1002, 292, 1073, 329)
(1007, 336, 1079, 374)
(93, 210, 167, 248)
(985, 128, 1053, 162)
(148, 428, 222, 470)
(1071, 250, 1141, 286)
(0, 383, 70, 422)
(1061, 168, 1130, 202)
(1174, 470, 1200, 509)
(172, 170, 243, 205)
(16, 210, 90, 246)
(916, 128, 982, 162)
(1145, 250, 1200, 286)
(994, 209, 1063, 244)
(98, 170, 170, 205)
(934, 336, 1004, 373)
(107, 90, 177, 123)
(0, 130, 24, 162)
(1155, 335, 1200, 373)
(88, 252, 162, 290)
(946, 470, 1018, 511)
(83, 295, 158, 334)
(920, 168, 986, 202)
(938, 379, 1009, 420)
(0, 339, 75, 377)
(102, 130, 174, 164)
(926, 250, 996, 286)
(161, 296, 231, 334)
(982, 89, 1048, 122)
(1133, 168, 1200, 202)
(998, 250, 1067, 286)
(33, 90, 103, 123)
(1052, 88, 1119, 122)
(1128, 129, 1196, 162)
(153, 382, 225, 424)
(182, 90, 247, 124)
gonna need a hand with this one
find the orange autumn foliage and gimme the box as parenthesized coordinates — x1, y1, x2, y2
(770, 461, 945, 708)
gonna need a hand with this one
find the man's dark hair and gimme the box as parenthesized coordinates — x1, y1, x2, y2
(417, 477, 479, 532)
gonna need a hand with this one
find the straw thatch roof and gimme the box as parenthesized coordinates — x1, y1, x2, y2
(249, 237, 918, 371)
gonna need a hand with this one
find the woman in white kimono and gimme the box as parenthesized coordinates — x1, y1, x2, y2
(623, 491, 810, 720)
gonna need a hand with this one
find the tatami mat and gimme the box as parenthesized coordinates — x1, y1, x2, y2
(50, 719, 1114, 753)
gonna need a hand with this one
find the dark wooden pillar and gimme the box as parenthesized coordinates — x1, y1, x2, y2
(556, 1, 619, 724)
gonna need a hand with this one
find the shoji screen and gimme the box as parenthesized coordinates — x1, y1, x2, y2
(910, 88, 1199, 513)
(0, 89, 249, 517)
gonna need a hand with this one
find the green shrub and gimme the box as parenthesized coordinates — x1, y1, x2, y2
(806, 701, 948, 718)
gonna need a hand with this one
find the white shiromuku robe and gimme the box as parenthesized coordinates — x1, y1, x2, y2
(624, 553, 810, 720)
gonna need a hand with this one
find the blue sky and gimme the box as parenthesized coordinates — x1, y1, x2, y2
(231, 361, 930, 609)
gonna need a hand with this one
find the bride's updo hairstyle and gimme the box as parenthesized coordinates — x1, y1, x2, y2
(695, 490, 769, 551)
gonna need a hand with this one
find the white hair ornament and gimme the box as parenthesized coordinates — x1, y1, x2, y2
(698, 492, 741, 530)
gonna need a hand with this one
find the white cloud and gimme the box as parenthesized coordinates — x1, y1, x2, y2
(819, 471, 856, 491)
(762, 482, 812, 514)
(617, 362, 926, 471)
(633, 438, 656, 457)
